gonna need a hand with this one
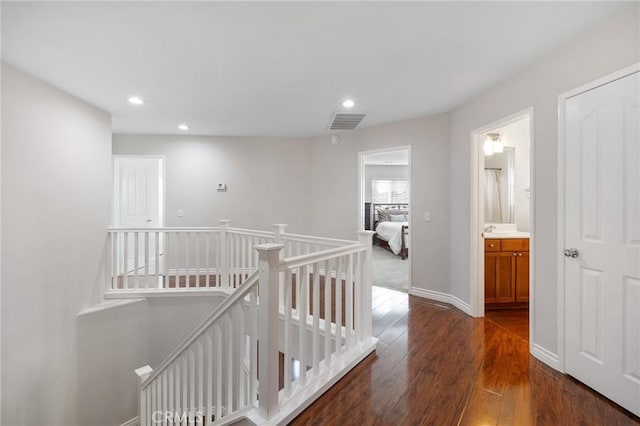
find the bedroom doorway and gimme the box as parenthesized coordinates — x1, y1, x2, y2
(358, 147, 411, 293)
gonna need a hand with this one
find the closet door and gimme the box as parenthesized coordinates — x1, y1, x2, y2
(563, 70, 639, 416)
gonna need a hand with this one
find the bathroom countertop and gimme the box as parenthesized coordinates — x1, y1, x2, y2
(484, 231, 530, 239)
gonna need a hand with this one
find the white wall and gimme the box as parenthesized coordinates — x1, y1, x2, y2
(1, 63, 113, 425)
(364, 164, 409, 202)
(0, 64, 224, 426)
(146, 296, 226, 367)
(113, 134, 312, 233)
(448, 6, 640, 354)
(310, 113, 451, 293)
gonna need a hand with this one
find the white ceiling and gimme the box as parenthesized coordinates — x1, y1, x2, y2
(364, 150, 409, 166)
(1, 2, 627, 137)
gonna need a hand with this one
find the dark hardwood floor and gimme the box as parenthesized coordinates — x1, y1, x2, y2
(289, 287, 639, 425)
(485, 308, 529, 343)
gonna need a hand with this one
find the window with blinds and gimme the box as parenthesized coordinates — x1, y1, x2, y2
(372, 180, 409, 203)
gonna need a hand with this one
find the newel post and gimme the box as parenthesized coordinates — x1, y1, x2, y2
(135, 365, 153, 426)
(219, 220, 231, 288)
(255, 243, 284, 420)
(357, 231, 375, 341)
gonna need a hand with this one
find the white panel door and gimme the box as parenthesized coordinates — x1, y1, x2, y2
(564, 71, 640, 416)
(115, 157, 163, 274)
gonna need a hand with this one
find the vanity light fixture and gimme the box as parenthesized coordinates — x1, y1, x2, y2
(128, 96, 144, 105)
(484, 132, 504, 156)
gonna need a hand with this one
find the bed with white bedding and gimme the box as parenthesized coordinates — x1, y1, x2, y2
(375, 221, 409, 256)
(372, 203, 409, 259)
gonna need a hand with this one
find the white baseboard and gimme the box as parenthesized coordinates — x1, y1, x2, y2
(531, 343, 561, 372)
(409, 287, 473, 316)
(120, 416, 138, 426)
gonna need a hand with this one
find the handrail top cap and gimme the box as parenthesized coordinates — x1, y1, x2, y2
(135, 365, 153, 377)
(255, 243, 285, 251)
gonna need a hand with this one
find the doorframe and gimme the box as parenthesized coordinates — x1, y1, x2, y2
(556, 63, 639, 373)
(357, 145, 412, 289)
(112, 154, 166, 228)
(470, 107, 535, 344)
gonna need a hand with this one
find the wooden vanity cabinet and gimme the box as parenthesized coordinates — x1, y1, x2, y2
(484, 238, 529, 306)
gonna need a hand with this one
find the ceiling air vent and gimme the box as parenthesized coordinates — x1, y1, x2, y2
(329, 112, 366, 131)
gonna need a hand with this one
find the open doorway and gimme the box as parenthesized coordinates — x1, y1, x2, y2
(471, 110, 533, 345)
(358, 147, 411, 293)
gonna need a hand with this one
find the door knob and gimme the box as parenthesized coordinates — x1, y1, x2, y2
(564, 248, 579, 258)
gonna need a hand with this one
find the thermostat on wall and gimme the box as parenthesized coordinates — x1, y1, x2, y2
(217, 183, 227, 192)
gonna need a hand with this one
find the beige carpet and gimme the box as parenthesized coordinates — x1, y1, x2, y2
(372, 245, 409, 292)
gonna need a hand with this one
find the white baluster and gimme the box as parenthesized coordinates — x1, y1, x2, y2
(162, 371, 167, 426)
(226, 315, 233, 413)
(249, 288, 258, 405)
(205, 232, 211, 288)
(134, 231, 140, 289)
(110, 232, 117, 290)
(240, 235, 246, 285)
(354, 251, 362, 342)
(181, 354, 187, 421)
(186, 232, 191, 289)
(346, 253, 354, 349)
(144, 232, 150, 289)
(219, 220, 230, 288)
(214, 325, 222, 421)
(298, 264, 308, 386)
(168, 365, 174, 424)
(235, 234, 240, 287)
(175, 233, 181, 288)
(312, 262, 320, 374)
(155, 231, 160, 286)
(175, 358, 181, 419)
(335, 256, 343, 352)
(197, 340, 203, 423)
(195, 233, 200, 288)
(324, 259, 332, 365)
(123, 232, 129, 289)
(205, 330, 213, 424)
(235, 304, 245, 408)
(189, 348, 196, 424)
(284, 269, 292, 396)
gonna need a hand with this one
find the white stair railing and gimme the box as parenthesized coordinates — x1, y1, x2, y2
(107, 221, 359, 298)
(136, 271, 260, 425)
(132, 226, 376, 425)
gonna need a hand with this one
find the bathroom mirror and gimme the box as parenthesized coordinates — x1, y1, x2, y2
(484, 147, 514, 223)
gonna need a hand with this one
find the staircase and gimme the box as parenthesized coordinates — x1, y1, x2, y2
(107, 221, 376, 425)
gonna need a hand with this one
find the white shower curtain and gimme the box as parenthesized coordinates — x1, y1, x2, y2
(485, 170, 503, 223)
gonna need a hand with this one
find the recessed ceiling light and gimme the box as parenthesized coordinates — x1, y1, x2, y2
(342, 99, 355, 108)
(128, 96, 144, 105)
(178, 124, 190, 131)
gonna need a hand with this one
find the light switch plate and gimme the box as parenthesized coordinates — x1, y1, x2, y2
(178, 209, 184, 217)
(424, 212, 431, 222)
